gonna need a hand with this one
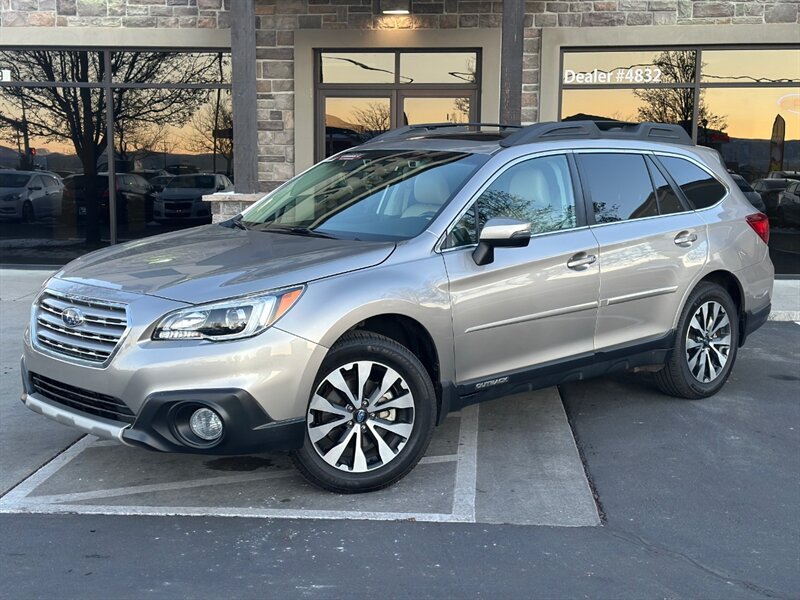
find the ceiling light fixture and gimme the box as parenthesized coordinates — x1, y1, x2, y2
(381, 0, 411, 15)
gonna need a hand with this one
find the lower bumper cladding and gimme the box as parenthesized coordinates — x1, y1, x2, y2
(21, 362, 306, 455)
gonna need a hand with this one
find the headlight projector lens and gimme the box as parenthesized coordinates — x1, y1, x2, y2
(189, 407, 223, 441)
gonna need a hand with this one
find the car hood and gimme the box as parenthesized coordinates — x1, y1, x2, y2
(55, 224, 396, 304)
(0, 186, 24, 196)
(158, 187, 214, 199)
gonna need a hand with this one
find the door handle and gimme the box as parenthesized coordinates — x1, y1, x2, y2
(674, 231, 698, 247)
(567, 252, 597, 271)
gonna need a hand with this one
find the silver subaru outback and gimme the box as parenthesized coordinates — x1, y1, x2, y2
(21, 121, 773, 493)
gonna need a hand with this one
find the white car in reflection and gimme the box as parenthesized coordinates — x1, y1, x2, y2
(0, 170, 63, 222)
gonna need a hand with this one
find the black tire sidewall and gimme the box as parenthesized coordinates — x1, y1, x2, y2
(22, 201, 34, 223)
(674, 283, 739, 397)
(293, 334, 436, 492)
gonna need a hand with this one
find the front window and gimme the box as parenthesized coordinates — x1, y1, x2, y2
(167, 175, 216, 189)
(241, 150, 487, 241)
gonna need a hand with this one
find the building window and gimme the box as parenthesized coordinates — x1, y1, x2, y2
(315, 49, 480, 160)
(0, 48, 231, 266)
(559, 46, 800, 276)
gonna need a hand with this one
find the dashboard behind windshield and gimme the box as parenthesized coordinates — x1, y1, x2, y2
(240, 149, 487, 241)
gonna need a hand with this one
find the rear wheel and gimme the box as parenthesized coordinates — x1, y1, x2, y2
(291, 332, 436, 493)
(655, 282, 739, 399)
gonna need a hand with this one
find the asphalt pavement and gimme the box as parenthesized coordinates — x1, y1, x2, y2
(1, 322, 797, 599)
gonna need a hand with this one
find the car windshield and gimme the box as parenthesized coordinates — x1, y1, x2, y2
(168, 175, 215, 189)
(731, 175, 754, 193)
(0, 173, 31, 188)
(240, 149, 487, 241)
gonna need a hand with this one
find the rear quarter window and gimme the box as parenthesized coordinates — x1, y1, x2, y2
(658, 156, 727, 209)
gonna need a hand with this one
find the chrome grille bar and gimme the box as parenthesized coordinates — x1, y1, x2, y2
(33, 289, 129, 365)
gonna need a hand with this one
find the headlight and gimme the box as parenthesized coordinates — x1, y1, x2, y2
(152, 287, 304, 341)
(2, 193, 20, 202)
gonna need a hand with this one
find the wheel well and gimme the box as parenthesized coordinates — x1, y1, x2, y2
(349, 314, 441, 387)
(697, 270, 745, 338)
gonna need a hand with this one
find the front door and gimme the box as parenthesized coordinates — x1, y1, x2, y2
(442, 153, 600, 387)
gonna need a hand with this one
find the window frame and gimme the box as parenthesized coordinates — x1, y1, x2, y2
(314, 48, 482, 162)
(651, 152, 731, 212)
(439, 150, 588, 252)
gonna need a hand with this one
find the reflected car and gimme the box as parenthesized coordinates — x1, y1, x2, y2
(149, 175, 173, 194)
(0, 170, 63, 222)
(767, 170, 800, 182)
(776, 180, 800, 228)
(730, 174, 766, 213)
(165, 164, 200, 176)
(65, 173, 152, 224)
(154, 173, 233, 224)
(752, 178, 791, 220)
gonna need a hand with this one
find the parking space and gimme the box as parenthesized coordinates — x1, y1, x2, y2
(0, 389, 600, 527)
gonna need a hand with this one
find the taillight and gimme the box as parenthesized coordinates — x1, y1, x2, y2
(746, 212, 769, 245)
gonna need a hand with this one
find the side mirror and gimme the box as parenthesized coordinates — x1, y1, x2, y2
(472, 218, 531, 266)
(216, 184, 226, 191)
(28, 185, 42, 192)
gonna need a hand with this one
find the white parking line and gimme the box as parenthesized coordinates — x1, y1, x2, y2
(451, 404, 480, 522)
(0, 414, 476, 523)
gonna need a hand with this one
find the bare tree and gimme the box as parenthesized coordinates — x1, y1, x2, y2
(634, 51, 726, 134)
(350, 102, 391, 137)
(186, 96, 234, 177)
(0, 50, 227, 242)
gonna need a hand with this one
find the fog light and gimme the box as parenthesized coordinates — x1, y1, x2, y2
(189, 407, 223, 441)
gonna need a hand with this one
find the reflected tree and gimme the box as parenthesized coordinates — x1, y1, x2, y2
(0, 50, 225, 243)
(187, 96, 234, 177)
(477, 189, 575, 234)
(634, 51, 726, 134)
(350, 102, 391, 137)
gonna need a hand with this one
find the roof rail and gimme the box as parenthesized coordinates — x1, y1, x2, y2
(499, 120, 693, 147)
(364, 122, 523, 144)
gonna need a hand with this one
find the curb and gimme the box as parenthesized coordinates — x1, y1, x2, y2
(768, 311, 800, 322)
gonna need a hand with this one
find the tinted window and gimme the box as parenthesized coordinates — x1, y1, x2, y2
(646, 158, 685, 215)
(169, 175, 216, 189)
(0, 174, 31, 188)
(579, 153, 658, 223)
(659, 156, 726, 209)
(446, 155, 577, 248)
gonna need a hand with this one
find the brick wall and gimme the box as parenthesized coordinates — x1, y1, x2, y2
(0, 0, 231, 28)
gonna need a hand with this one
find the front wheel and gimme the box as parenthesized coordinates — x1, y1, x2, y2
(291, 332, 436, 493)
(655, 282, 739, 399)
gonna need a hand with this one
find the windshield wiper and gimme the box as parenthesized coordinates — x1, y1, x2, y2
(259, 225, 338, 240)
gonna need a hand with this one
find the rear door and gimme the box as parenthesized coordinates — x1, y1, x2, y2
(442, 152, 600, 386)
(576, 151, 709, 350)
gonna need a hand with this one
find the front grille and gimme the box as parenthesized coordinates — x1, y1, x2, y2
(164, 201, 193, 210)
(30, 372, 135, 424)
(34, 289, 128, 364)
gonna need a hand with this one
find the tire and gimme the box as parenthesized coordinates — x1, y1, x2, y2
(21, 201, 34, 223)
(291, 331, 436, 493)
(655, 282, 739, 399)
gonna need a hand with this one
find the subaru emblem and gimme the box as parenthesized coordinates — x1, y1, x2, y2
(62, 307, 85, 328)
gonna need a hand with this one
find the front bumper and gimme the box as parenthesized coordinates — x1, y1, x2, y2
(22, 278, 327, 454)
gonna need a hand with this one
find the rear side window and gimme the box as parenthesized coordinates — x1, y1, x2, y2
(578, 153, 659, 223)
(646, 157, 685, 215)
(658, 156, 727, 209)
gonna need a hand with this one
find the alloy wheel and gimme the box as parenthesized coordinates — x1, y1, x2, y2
(685, 300, 732, 383)
(307, 361, 415, 473)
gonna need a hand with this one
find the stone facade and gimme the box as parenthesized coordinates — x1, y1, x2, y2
(0, 0, 231, 28)
(251, 0, 798, 191)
